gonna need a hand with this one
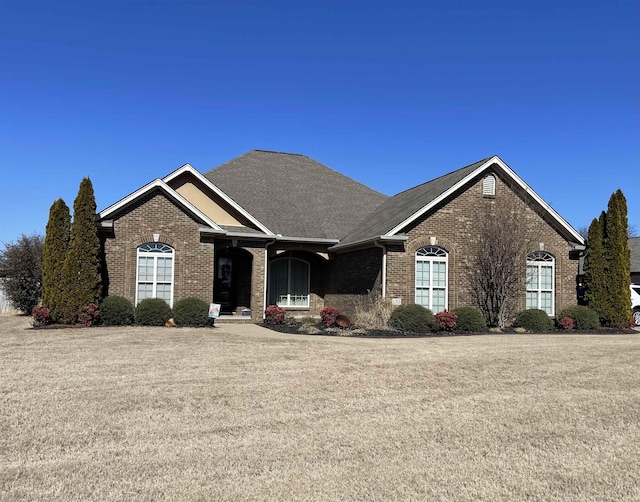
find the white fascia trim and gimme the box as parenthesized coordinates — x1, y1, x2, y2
(386, 156, 585, 245)
(98, 179, 223, 231)
(163, 164, 274, 236)
(328, 234, 408, 252)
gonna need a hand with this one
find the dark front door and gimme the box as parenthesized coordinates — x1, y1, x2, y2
(214, 248, 252, 314)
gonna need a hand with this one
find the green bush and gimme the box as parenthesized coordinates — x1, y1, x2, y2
(514, 309, 554, 332)
(388, 304, 436, 333)
(557, 305, 600, 330)
(173, 297, 212, 327)
(452, 306, 487, 333)
(99, 296, 134, 326)
(135, 298, 172, 326)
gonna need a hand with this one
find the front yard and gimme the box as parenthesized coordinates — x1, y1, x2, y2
(1, 315, 639, 501)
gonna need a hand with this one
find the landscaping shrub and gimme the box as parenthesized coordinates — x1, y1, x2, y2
(78, 303, 99, 327)
(435, 310, 457, 332)
(558, 316, 574, 330)
(173, 297, 211, 327)
(388, 304, 436, 333)
(135, 298, 172, 326)
(99, 296, 134, 326)
(320, 307, 340, 327)
(514, 309, 554, 332)
(452, 306, 487, 333)
(265, 305, 286, 325)
(557, 305, 601, 330)
(32, 306, 52, 327)
(353, 292, 394, 330)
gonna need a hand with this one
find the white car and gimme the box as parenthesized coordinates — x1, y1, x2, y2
(632, 284, 640, 325)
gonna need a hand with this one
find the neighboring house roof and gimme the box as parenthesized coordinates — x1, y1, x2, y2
(203, 150, 388, 240)
(334, 155, 585, 250)
(630, 237, 640, 274)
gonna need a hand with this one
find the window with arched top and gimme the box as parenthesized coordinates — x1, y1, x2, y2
(482, 174, 496, 196)
(526, 251, 554, 315)
(268, 257, 310, 307)
(136, 243, 175, 307)
(415, 246, 448, 313)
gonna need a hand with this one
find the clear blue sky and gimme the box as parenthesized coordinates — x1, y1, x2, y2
(1, 0, 638, 245)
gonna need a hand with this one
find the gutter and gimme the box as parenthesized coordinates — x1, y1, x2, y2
(329, 234, 408, 252)
(198, 227, 339, 245)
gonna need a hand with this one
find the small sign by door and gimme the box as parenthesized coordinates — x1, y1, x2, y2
(208, 303, 221, 318)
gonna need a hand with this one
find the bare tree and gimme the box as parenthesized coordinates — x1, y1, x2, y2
(467, 199, 539, 327)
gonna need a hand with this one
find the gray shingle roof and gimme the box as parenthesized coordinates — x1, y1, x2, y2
(630, 237, 640, 274)
(203, 150, 388, 240)
(338, 158, 491, 246)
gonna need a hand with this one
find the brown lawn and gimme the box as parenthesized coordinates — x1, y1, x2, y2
(1, 315, 639, 501)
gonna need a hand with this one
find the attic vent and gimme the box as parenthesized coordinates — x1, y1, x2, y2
(482, 174, 496, 197)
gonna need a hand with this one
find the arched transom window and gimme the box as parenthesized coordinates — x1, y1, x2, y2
(415, 246, 448, 313)
(136, 243, 175, 307)
(526, 251, 554, 315)
(269, 257, 310, 307)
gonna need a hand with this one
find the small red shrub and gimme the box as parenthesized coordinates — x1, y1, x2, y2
(435, 310, 457, 331)
(558, 316, 574, 330)
(264, 305, 286, 325)
(78, 303, 100, 327)
(32, 306, 52, 327)
(320, 307, 341, 327)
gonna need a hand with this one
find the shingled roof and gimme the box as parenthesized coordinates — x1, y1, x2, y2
(336, 158, 491, 247)
(203, 150, 388, 240)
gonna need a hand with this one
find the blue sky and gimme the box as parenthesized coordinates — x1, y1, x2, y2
(1, 0, 638, 245)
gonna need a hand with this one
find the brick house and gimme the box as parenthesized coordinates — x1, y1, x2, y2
(96, 150, 585, 322)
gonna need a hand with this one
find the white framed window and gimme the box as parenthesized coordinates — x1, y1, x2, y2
(415, 246, 448, 313)
(269, 257, 310, 307)
(526, 251, 554, 315)
(136, 243, 175, 307)
(482, 174, 496, 196)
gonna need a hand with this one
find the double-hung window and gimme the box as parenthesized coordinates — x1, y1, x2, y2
(415, 246, 448, 313)
(136, 243, 175, 307)
(526, 251, 554, 315)
(269, 257, 310, 307)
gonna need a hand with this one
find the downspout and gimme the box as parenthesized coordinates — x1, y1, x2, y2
(263, 237, 277, 319)
(373, 240, 387, 298)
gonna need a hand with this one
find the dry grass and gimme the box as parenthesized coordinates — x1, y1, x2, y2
(1, 315, 639, 502)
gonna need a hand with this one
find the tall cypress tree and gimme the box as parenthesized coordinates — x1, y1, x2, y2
(42, 199, 71, 321)
(583, 217, 606, 322)
(602, 190, 631, 326)
(59, 178, 102, 324)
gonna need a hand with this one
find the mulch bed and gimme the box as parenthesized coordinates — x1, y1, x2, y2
(261, 323, 638, 338)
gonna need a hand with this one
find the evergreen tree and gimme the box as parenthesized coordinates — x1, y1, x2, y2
(59, 178, 102, 324)
(0, 234, 44, 313)
(602, 190, 631, 326)
(583, 217, 606, 321)
(42, 199, 70, 321)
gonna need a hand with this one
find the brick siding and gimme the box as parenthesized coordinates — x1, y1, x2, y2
(385, 172, 579, 315)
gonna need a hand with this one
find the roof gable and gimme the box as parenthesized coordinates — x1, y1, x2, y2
(163, 164, 272, 234)
(335, 156, 585, 249)
(97, 178, 224, 231)
(203, 150, 389, 240)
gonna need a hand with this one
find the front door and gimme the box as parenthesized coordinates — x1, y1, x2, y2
(214, 247, 252, 314)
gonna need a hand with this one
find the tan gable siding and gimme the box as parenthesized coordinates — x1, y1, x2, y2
(102, 190, 214, 306)
(174, 181, 245, 227)
(385, 173, 579, 315)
